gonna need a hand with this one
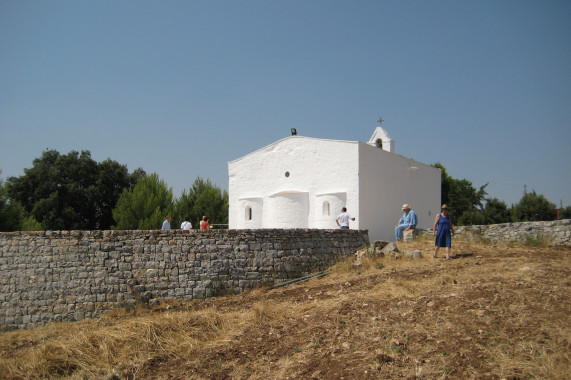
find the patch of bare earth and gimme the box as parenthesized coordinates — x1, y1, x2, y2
(1, 239, 570, 379)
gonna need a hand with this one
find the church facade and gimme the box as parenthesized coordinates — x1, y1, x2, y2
(227, 127, 441, 241)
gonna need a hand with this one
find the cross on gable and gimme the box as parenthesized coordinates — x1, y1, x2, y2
(377, 117, 384, 126)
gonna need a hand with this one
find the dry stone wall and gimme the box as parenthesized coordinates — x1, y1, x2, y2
(0, 229, 368, 330)
(414, 219, 570, 245)
(453, 219, 571, 245)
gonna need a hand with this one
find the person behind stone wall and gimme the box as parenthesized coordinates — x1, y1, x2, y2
(181, 219, 192, 230)
(161, 215, 171, 230)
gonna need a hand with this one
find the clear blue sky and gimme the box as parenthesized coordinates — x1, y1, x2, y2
(1, 0, 569, 208)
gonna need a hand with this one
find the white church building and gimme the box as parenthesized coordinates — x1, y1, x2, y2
(228, 126, 441, 241)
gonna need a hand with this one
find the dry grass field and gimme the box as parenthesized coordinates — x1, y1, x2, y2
(1, 237, 570, 380)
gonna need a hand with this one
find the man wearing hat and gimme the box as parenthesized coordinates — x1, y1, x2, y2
(395, 204, 417, 241)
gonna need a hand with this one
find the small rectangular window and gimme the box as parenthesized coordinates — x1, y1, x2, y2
(323, 201, 330, 216)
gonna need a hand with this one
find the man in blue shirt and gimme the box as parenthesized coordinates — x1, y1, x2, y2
(395, 204, 417, 240)
(161, 215, 171, 230)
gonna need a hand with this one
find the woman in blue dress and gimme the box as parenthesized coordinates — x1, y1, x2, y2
(433, 204, 454, 260)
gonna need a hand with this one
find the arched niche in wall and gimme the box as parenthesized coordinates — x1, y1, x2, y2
(323, 201, 330, 217)
(238, 197, 264, 229)
(314, 192, 347, 229)
(266, 190, 309, 228)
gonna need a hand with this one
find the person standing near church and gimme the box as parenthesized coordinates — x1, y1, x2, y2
(161, 215, 171, 230)
(433, 204, 454, 260)
(336, 207, 355, 229)
(395, 204, 417, 240)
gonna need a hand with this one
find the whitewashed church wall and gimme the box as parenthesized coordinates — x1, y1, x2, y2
(358, 143, 441, 241)
(228, 137, 360, 229)
(358, 144, 408, 240)
(314, 193, 347, 229)
(238, 198, 263, 229)
(265, 192, 309, 228)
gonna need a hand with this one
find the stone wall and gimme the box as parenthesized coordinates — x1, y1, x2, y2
(0, 229, 368, 330)
(453, 219, 571, 245)
(417, 219, 570, 245)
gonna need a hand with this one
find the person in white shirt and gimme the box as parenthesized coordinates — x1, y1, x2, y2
(181, 219, 192, 230)
(336, 207, 355, 229)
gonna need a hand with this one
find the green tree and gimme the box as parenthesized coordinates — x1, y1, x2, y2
(21, 216, 43, 231)
(8, 150, 143, 230)
(174, 189, 195, 228)
(112, 173, 174, 230)
(432, 163, 488, 225)
(0, 171, 24, 231)
(455, 209, 485, 226)
(95, 159, 143, 230)
(482, 198, 511, 224)
(561, 206, 571, 219)
(512, 191, 556, 222)
(174, 177, 228, 228)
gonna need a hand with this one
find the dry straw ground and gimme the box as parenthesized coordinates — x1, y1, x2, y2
(1, 237, 570, 379)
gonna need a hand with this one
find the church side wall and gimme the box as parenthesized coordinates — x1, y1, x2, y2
(358, 143, 441, 241)
(0, 229, 369, 330)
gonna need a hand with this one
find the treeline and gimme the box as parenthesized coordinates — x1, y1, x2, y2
(0, 150, 568, 232)
(433, 163, 569, 225)
(0, 150, 228, 231)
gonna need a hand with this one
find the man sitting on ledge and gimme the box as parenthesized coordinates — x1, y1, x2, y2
(395, 204, 417, 241)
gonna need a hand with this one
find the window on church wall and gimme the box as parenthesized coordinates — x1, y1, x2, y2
(375, 139, 383, 149)
(245, 206, 252, 221)
(323, 201, 330, 216)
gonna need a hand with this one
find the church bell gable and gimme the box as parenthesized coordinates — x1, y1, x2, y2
(367, 126, 395, 153)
